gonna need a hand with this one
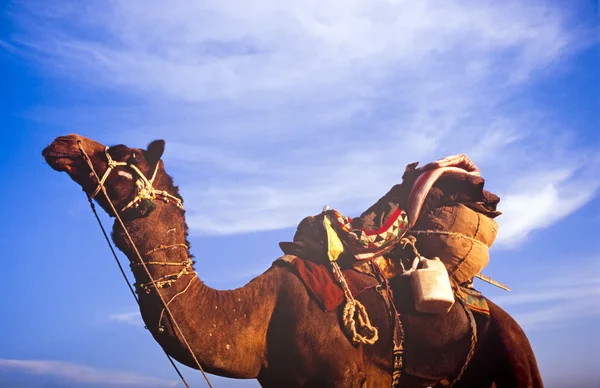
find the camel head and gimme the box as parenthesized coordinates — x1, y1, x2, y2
(42, 134, 173, 217)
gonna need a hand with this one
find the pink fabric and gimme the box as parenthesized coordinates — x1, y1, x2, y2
(406, 154, 481, 227)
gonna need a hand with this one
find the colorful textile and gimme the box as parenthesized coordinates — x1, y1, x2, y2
(275, 255, 377, 312)
(455, 286, 490, 316)
(328, 208, 409, 261)
(280, 209, 409, 264)
(280, 153, 501, 288)
(406, 154, 481, 228)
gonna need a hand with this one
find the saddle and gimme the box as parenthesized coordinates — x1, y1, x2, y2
(278, 154, 500, 388)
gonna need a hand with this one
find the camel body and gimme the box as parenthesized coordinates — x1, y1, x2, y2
(42, 134, 543, 387)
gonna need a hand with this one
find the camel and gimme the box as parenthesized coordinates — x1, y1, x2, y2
(42, 134, 543, 387)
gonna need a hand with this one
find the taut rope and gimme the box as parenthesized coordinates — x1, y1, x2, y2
(84, 196, 192, 387)
(78, 141, 213, 388)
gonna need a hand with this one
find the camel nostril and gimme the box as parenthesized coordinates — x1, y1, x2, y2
(55, 135, 80, 144)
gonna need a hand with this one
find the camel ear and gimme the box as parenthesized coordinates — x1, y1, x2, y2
(146, 139, 165, 165)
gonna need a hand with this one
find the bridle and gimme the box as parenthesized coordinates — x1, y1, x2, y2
(83, 144, 183, 213)
(75, 140, 213, 388)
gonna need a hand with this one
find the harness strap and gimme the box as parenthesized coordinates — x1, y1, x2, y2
(370, 263, 404, 388)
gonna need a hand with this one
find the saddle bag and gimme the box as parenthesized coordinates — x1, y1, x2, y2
(410, 203, 498, 285)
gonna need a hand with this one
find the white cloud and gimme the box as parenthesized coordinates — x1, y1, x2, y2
(10, 0, 599, 243)
(0, 359, 177, 387)
(494, 165, 600, 247)
(109, 311, 144, 327)
(13, 1, 575, 102)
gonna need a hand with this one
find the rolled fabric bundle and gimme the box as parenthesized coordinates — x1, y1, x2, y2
(402, 154, 501, 285)
(416, 203, 499, 247)
(410, 203, 498, 285)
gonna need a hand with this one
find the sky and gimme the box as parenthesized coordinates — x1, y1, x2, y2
(0, 0, 599, 387)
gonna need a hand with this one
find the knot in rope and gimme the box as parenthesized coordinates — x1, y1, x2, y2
(330, 260, 379, 345)
(342, 297, 379, 346)
(322, 214, 379, 346)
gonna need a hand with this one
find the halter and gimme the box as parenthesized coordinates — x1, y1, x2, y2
(76, 140, 212, 388)
(83, 145, 183, 213)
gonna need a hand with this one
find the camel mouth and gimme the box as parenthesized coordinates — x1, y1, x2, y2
(42, 145, 80, 172)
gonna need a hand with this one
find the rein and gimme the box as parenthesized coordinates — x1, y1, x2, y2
(77, 141, 213, 388)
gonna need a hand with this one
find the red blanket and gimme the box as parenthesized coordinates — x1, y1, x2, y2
(276, 256, 377, 312)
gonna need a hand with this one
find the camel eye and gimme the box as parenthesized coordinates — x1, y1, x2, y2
(128, 152, 138, 165)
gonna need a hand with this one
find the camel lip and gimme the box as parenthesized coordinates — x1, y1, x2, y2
(44, 155, 70, 171)
(42, 147, 79, 171)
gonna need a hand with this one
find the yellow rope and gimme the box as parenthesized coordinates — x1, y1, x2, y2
(131, 260, 193, 267)
(136, 267, 196, 292)
(145, 243, 189, 256)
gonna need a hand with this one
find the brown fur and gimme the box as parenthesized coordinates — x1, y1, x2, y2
(42, 134, 543, 387)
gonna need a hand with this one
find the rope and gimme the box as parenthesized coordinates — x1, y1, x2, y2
(409, 230, 487, 247)
(158, 276, 198, 332)
(408, 229, 490, 281)
(88, 146, 183, 212)
(445, 295, 478, 388)
(399, 235, 419, 257)
(331, 261, 379, 345)
(322, 214, 379, 346)
(145, 244, 189, 256)
(84, 195, 192, 388)
(131, 260, 194, 267)
(78, 141, 213, 388)
(370, 263, 404, 388)
(396, 234, 478, 387)
(136, 266, 196, 292)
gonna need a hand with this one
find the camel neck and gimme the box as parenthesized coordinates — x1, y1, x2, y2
(107, 201, 279, 376)
(110, 204, 200, 297)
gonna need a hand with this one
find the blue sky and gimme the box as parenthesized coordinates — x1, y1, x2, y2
(1, 0, 599, 387)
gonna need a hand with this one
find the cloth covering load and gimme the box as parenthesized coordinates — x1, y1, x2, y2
(280, 153, 502, 287)
(277, 154, 497, 385)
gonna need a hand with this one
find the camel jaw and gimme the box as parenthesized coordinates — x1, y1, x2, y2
(42, 147, 78, 172)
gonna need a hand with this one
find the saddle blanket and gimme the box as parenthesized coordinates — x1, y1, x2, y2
(274, 255, 377, 312)
(276, 255, 491, 317)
